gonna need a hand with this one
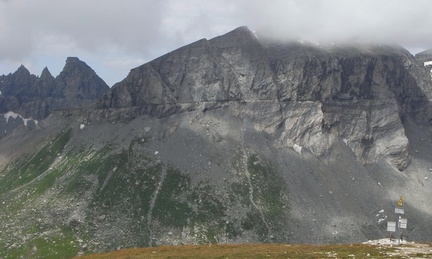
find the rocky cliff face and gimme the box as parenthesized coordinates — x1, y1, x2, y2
(0, 57, 109, 138)
(55, 57, 110, 106)
(100, 27, 432, 169)
(1, 27, 432, 258)
(0, 57, 109, 120)
(415, 49, 432, 92)
(415, 48, 432, 62)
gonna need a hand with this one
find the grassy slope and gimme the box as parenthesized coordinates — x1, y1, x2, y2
(75, 243, 432, 259)
(0, 123, 293, 258)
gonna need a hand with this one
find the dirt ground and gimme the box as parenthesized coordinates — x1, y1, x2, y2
(364, 239, 432, 258)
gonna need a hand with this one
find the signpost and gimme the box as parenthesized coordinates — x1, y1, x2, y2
(387, 221, 396, 232)
(399, 218, 407, 229)
(395, 207, 404, 214)
(387, 196, 407, 244)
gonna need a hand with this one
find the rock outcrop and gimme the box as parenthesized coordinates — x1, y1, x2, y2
(55, 57, 110, 107)
(415, 48, 432, 63)
(99, 27, 432, 169)
(0, 57, 109, 137)
(0, 57, 109, 120)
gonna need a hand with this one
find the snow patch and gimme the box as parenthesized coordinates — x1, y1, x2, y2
(4, 111, 19, 120)
(377, 216, 387, 223)
(376, 209, 387, 223)
(424, 61, 432, 79)
(293, 144, 302, 154)
(3, 111, 38, 126)
(80, 124, 85, 130)
(363, 238, 408, 245)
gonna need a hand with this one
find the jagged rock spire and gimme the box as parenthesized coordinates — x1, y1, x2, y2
(0, 57, 109, 119)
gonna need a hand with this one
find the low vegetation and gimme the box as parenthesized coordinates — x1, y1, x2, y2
(76, 242, 432, 259)
(0, 128, 72, 194)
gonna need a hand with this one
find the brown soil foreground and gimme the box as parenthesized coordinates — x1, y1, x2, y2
(76, 242, 432, 259)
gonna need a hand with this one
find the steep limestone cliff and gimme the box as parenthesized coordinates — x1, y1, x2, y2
(100, 27, 431, 169)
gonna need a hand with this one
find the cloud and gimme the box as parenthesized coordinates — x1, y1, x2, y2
(241, 0, 432, 49)
(0, 0, 431, 85)
(1, 0, 168, 57)
(0, 0, 172, 83)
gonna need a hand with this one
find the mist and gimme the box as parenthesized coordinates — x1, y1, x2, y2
(243, 0, 432, 50)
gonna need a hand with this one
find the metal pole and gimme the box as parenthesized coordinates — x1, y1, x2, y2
(397, 216, 400, 245)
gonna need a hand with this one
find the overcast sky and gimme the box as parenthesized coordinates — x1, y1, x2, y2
(1, 0, 432, 86)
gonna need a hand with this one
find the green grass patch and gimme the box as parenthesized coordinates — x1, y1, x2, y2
(152, 168, 193, 228)
(247, 154, 289, 220)
(0, 227, 80, 259)
(0, 128, 72, 193)
(190, 184, 226, 223)
(230, 182, 249, 204)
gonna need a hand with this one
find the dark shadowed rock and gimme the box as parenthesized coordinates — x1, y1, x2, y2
(1, 65, 38, 97)
(56, 57, 110, 103)
(0, 57, 109, 135)
(34, 67, 56, 98)
(0, 57, 109, 120)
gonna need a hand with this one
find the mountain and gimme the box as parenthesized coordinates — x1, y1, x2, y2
(99, 27, 430, 169)
(415, 48, 432, 63)
(416, 48, 432, 85)
(0, 57, 109, 121)
(0, 57, 109, 139)
(1, 27, 432, 258)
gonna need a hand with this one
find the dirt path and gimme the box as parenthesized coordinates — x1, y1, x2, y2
(364, 239, 432, 258)
(386, 243, 432, 258)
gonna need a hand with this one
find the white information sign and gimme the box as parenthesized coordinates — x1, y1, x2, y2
(399, 218, 407, 229)
(387, 221, 396, 232)
(395, 207, 404, 214)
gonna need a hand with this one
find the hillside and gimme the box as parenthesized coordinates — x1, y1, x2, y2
(1, 27, 432, 258)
